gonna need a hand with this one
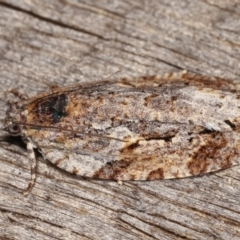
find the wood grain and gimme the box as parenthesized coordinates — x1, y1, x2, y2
(1, 0, 240, 239)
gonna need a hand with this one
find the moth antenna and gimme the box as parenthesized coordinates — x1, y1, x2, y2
(103, 69, 122, 80)
(16, 122, 128, 142)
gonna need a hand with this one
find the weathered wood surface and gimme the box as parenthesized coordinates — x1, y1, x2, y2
(1, 0, 240, 239)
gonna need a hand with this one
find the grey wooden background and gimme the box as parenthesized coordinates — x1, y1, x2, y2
(1, 0, 240, 239)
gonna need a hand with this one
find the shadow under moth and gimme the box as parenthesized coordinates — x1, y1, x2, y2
(2, 71, 240, 195)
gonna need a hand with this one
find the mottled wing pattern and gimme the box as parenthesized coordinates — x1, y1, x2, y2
(15, 72, 240, 180)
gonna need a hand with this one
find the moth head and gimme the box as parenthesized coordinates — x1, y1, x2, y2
(0, 121, 22, 137)
(1, 102, 25, 137)
(6, 123, 22, 136)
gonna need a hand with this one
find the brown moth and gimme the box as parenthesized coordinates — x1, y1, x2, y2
(3, 71, 240, 195)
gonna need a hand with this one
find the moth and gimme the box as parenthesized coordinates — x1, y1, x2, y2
(2, 71, 240, 195)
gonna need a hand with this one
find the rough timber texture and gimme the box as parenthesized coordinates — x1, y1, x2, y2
(0, 0, 240, 239)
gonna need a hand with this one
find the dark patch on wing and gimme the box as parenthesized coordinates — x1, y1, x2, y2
(123, 141, 140, 151)
(30, 93, 68, 124)
(224, 120, 236, 130)
(147, 168, 164, 180)
(146, 135, 175, 142)
(92, 160, 132, 180)
(72, 167, 79, 175)
(187, 132, 229, 175)
(199, 128, 214, 134)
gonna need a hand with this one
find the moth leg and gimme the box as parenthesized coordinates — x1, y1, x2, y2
(23, 141, 37, 196)
(117, 180, 123, 185)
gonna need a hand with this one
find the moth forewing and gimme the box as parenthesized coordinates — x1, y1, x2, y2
(3, 72, 240, 195)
